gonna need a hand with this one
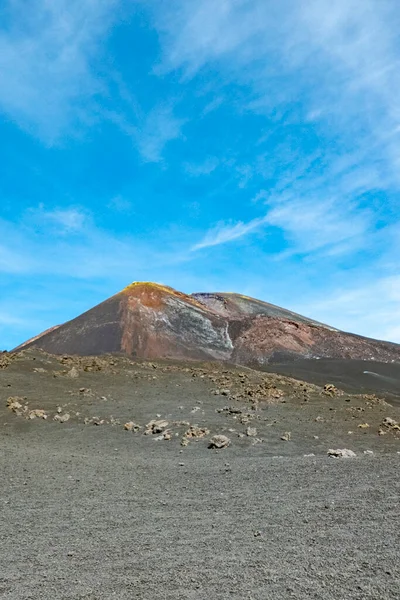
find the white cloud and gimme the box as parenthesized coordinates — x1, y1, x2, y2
(295, 275, 400, 343)
(108, 103, 185, 162)
(0, 0, 117, 140)
(192, 215, 267, 250)
(44, 208, 88, 232)
(148, 0, 400, 254)
(264, 196, 371, 256)
(185, 157, 219, 176)
(0, 211, 191, 280)
(136, 106, 185, 163)
(107, 196, 134, 213)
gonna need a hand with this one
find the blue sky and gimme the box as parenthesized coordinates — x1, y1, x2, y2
(1, 0, 400, 349)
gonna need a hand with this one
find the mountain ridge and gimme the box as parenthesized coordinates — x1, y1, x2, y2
(13, 281, 400, 366)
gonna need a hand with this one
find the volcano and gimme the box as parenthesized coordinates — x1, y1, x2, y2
(15, 281, 400, 366)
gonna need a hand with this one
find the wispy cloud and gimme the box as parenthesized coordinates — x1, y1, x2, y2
(264, 195, 371, 256)
(149, 0, 400, 255)
(295, 275, 400, 343)
(136, 106, 185, 163)
(107, 195, 134, 214)
(185, 157, 219, 176)
(108, 101, 185, 162)
(44, 208, 88, 233)
(0, 0, 117, 140)
(0, 209, 192, 280)
(26, 205, 90, 234)
(192, 215, 267, 250)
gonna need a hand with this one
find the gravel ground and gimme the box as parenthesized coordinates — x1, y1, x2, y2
(1, 351, 399, 599)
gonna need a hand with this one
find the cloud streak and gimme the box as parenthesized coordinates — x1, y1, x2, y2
(192, 215, 267, 250)
(0, 0, 117, 140)
(295, 275, 400, 343)
(149, 0, 400, 256)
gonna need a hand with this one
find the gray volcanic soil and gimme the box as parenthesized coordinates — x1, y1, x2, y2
(1, 350, 399, 599)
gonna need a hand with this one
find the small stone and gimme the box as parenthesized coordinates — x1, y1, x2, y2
(246, 426, 257, 437)
(67, 367, 79, 378)
(124, 421, 140, 432)
(281, 432, 291, 441)
(327, 448, 356, 458)
(6, 397, 25, 415)
(304, 453, 315, 457)
(208, 435, 231, 449)
(381, 417, 400, 431)
(185, 425, 210, 439)
(363, 450, 374, 455)
(145, 419, 169, 434)
(54, 413, 70, 423)
(324, 383, 338, 395)
(28, 409, 48, 420)
(358, 423, 370, 429)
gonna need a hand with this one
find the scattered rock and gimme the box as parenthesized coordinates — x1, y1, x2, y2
(217, 406, 242, 415)
(0, 353, 11, 369)
(84, 416, 104, 425)
(363, 450, 374, 455)
(67, 367, 79, 379)
(324, 383, 339, 395)
(328, 448, 356, 458)
(251, 438, 263, 445)
(54, 413, 70, 423)
(180, 437, 189, 447)
(185, 425, 210, 439)
(382, 417, 399, 429)
(304, 453, 315, 457)
(378, 417, 400, 436)
(281, 431, 291, 441)
(124, 421, 141, 432)
(208, 435, 231, 449)
(28, 409, 48, 420)
(145, 419, 169, 435)
(358, 423, 370, 429)
(6, 397, 25, 415)
(246, 426, 257, 437)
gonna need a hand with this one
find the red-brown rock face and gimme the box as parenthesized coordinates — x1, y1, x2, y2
(14, 283, 400, 366)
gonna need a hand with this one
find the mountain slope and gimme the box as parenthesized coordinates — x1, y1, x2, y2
(15, 281, 400, 366)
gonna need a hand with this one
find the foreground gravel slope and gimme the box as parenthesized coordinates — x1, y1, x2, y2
(1, 350, 399, 599)
(1, 426, 399, 600)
